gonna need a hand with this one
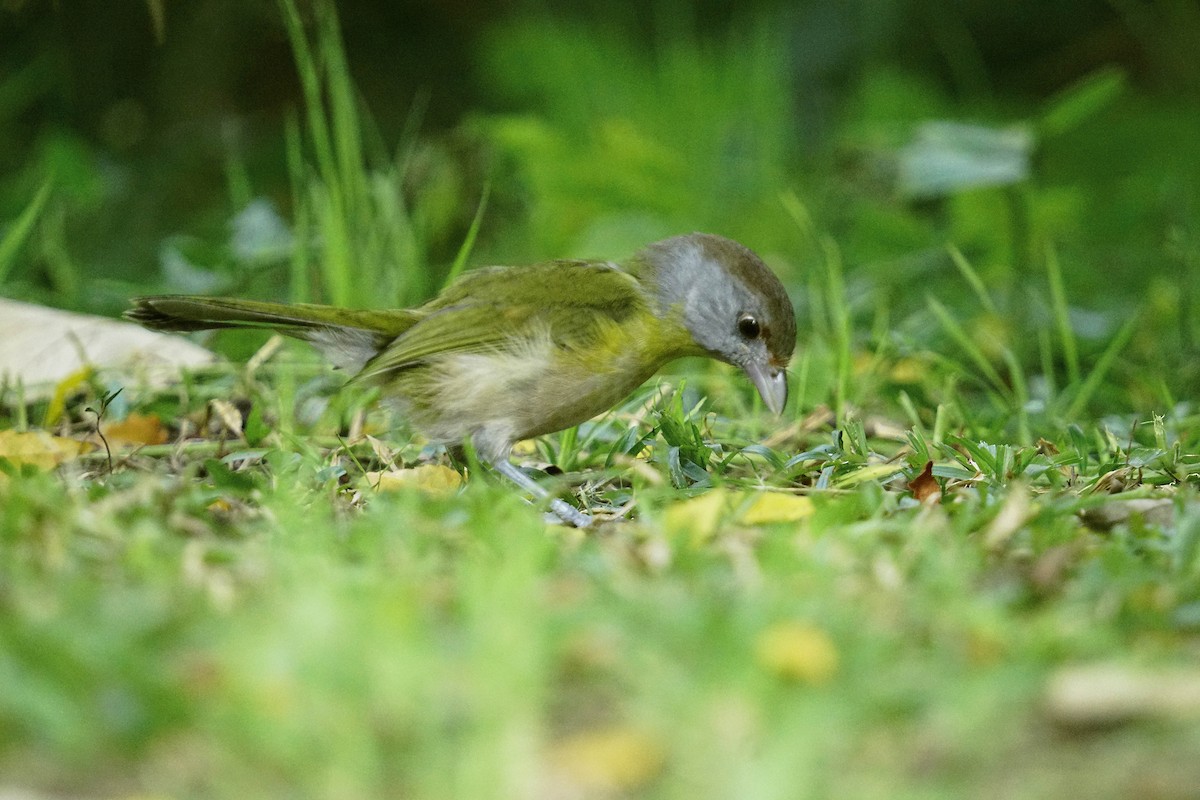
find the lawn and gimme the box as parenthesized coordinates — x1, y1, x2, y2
(1, 1, 1199, 797)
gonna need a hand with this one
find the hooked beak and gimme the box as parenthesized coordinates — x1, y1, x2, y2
(742, 361, 788, 415)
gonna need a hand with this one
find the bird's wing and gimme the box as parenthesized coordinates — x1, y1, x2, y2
(353, 260, 645, 382)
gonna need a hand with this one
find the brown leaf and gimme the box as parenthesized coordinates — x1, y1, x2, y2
(1036, 437, 1060, 456)
(908, 460, 941, 504)
(102, 412, 169, 447)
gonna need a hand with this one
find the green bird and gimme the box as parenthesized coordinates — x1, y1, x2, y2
(127, 233, 796, 526)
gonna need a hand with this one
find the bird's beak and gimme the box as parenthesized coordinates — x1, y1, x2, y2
(743, 361, 788, 415)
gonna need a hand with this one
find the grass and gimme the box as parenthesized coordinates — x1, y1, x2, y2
(3, 1, 1200, 797)
(1, 302, 1197, 798)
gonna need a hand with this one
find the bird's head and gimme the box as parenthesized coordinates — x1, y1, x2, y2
(639, 233, 796, 414)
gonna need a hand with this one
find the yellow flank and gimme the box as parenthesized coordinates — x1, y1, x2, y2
(398, 305, 697, 447)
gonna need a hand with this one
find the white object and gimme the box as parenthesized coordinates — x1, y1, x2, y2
(0, 297, 214, 398)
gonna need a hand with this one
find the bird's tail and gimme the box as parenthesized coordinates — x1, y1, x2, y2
(126, 295, 421, 371)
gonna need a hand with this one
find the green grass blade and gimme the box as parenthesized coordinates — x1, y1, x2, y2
(946, 244, 997, 315)
(1066, 315, 1137, 419)
(1045, 243, 1081, 387)
(0, 179, 53, 285)
(284, 112, 312, 302)
(822, 236, 851, 423)
(926, 295, 1009, 398)
(444, 182, 492, 288)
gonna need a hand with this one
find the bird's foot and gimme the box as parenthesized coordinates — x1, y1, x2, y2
(549, 498, 593, 528)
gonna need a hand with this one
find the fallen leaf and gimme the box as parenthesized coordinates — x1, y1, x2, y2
(908, 460, 941, 504)
(1045, 663, 1200, 731)
(835, 462, 907, 487)
(1036, 438, 1060, 455)
(549, 727, 665, 792)
(663, 489, 813, 541)
(740, 492, 815, 524)
(0, 429, 94, 472)
(102, 412, 169, 446)
(755, 621, 839, 684)
(1029, 542, 1083, 594)
(983, 484, 1032, 550)
(365, 465, 463, 496)
(662, 488, 730, 541)
(208, 399, 244, 438)
(1080, 498, 1176, 531)
(1087, 467, 1133, 494)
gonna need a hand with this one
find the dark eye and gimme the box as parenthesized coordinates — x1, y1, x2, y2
(737, 313, 761, 339)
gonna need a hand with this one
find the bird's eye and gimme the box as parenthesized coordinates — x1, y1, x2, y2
(737, 313, 761, 339)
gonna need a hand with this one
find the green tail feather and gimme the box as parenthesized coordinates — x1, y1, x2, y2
(125, 296, 426, 372)
(125, 296, 421, 337)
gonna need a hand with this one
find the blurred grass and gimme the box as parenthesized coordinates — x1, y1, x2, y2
(1, 360, 1199, 796)
(2, 0, 1200, 796)
(279, 0, 432, 309)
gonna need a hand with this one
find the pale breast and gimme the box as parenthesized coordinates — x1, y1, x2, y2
(403, 315, 682, 457)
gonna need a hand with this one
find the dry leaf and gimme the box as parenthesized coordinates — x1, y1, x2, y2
(1045, 663, 1200, 731)
(549, 727, 665, 792)
(755, 621, 839, 684)
(908, 460, 941, 504)
(983, 484, 1032, 550)
(664, 489, 813, 541)
(837, 462, 907, 487)
(1029, 542, 1083, 594)
(740, 492, 815, 524)
(1080, 498, 1175, 531)
(102, 412, 169, 446)
(365, 465, 463, 496)
(0, 429, 94, 472)
(1036, 438, 1060, 456)
(663, 488, 730, 541)
(208, 399, 244, 438)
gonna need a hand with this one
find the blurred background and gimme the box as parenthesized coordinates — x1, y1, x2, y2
(2, 0, 1199, 409)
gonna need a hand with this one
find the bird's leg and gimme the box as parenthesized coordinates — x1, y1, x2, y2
(488, 457, 593, 528)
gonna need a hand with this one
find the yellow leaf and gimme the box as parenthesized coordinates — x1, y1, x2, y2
(664, 489, 814, 541)
(511, 439, 538, 457)
(365, 465, 463, 496)
(663, 487, 730, 541)
(0, 429, 93, 472)
(102, 412, 169, 446)
(42, 366, 93, 427)
(755, 622, 839, 684)
(550, 727, 665, 792)
(889, 356, 930, 384)
(740, 492, 815, 524)
(833, 462, 905, 488)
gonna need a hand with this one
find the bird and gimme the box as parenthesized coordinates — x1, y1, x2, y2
(126, 233, 796, 527)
